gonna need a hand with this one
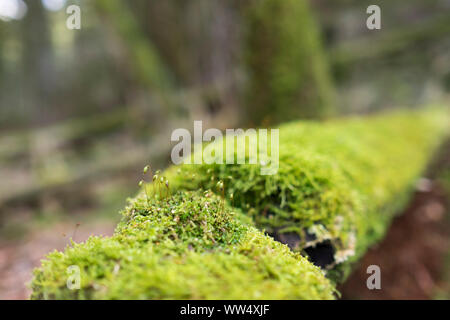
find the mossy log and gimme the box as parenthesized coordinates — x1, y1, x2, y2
(31, 191, 334, 299)
(164, 107, 448, 278)
(31, 108, 448, 299)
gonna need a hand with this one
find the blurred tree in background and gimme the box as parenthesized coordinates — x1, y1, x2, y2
(0, 0, 449, 243)
(2, 0, 448, 129)
(21, 0, 56, 122)
(314, 0, 450, 113)
(243, 0, 335, 125)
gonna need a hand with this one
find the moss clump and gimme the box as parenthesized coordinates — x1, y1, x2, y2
(31, 108, 448, 299)
(243, 0, 335, 124)
(163, 108, 449, 277)
(31, 190, 334, 299)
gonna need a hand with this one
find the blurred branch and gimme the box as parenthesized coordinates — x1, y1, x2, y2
(332, 13, 450, 69)
(0, 109, 130, 163)
(0, 133, 171, 210)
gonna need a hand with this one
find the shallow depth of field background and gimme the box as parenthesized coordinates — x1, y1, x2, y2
(0, 0, 449, 299)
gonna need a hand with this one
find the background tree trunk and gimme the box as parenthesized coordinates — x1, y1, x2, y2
(242, 0, 336, 126)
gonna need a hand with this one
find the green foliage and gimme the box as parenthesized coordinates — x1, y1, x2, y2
(31, 190, 334, 299)
(243, 0, 335, 125)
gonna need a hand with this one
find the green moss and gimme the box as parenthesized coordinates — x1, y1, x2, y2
(31, 190, 334, 299)
(243, 0, 335, 124)
(164, 108, 448, 277)
(31, 108, 448, 299)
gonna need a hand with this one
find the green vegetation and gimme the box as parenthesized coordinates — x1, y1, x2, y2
(163, 108, 449, 277)
(243, 0, 335, 124)
(31, 190, 334, 299)
(31, 108, 448, 299)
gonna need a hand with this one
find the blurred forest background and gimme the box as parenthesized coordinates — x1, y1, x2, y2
(0, 0, 449, 299)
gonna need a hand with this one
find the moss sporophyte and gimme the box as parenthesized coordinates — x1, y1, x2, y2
(31, 108, 448, 299)
(139, 165, 171, 202)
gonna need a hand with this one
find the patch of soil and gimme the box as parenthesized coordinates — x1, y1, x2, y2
(338, 179, 450, 299)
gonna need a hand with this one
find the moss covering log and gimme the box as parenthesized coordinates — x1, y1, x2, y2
(31, 108, 448, 299)
(165, 108, 448, 276)
(31, 190, 334, 299)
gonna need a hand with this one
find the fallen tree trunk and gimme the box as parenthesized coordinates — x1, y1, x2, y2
(31, 107, 449, 299)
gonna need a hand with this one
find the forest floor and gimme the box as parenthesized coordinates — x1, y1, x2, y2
(339, 176, 450, 299)
(0, 220, 116, 299)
